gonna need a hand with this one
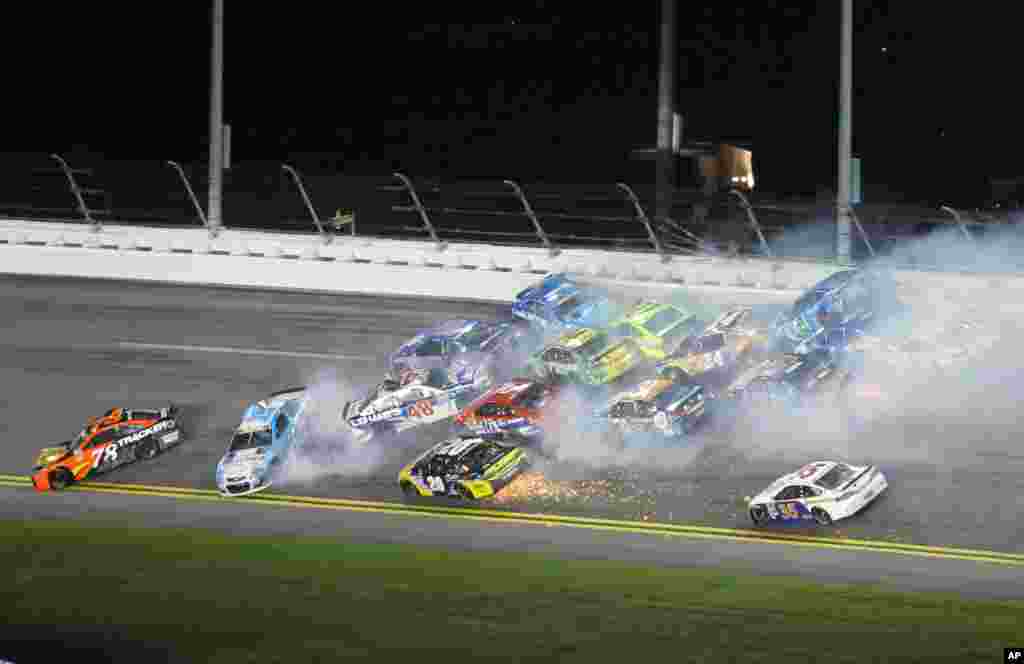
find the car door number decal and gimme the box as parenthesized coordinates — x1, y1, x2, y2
(427, 476, 445, 493)
(408, 400, 435, 418)
(778, 502, 799, 519)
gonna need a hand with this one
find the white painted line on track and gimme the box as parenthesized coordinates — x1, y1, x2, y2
(117, 342, 365, 361)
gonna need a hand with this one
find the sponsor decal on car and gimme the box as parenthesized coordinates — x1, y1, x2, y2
(348, 407, 403, 427)
(93, 419, 175, 468)
(115, 419, 174, 447)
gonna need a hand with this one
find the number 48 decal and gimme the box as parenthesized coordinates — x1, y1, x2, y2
(408, 400, 435, 418)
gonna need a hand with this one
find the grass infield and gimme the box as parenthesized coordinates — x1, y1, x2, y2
(1, 518, 1020, 663)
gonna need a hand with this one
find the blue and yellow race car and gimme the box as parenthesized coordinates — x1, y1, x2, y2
(398, 434, 530, 500)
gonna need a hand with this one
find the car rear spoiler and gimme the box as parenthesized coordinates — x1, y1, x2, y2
(269, 386, 308, 398)
(840, 465, 874, 491)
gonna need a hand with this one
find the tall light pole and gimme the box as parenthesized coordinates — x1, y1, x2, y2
(208, 0, 224, 233)
(836, 0, 853, 263)
(655, 0, 677, 225)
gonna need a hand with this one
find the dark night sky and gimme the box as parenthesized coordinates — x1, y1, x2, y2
(7, 2, 1021, 206)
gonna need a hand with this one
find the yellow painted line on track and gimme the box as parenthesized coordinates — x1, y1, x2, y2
(2, 473, 1022, 566)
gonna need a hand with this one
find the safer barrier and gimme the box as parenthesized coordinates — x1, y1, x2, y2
(2, 219, 1019, 305)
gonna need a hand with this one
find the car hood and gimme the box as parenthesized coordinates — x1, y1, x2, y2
(35, 445, 71, 468)
(590, 339, 636, 367)
(661, 351, 718, 375)
(219, 447, 270, 473)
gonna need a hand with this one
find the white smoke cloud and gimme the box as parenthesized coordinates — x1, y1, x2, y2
(523, 380, 709, 479)
(279, 218, 1024, 501)
(710, 218, 1024, 475)
(277, 366, 392, 486)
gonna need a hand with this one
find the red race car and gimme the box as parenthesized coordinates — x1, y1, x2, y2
(454, 378, 567, 439)
(31, 406, 183, 491)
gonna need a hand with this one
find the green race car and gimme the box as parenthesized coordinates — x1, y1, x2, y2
(526, 327, 641, 386)
(605, 301, 699, 361)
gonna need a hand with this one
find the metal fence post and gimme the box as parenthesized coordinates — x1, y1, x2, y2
(616, 182, 668, 262)
(166, 161, 209, 229)
(282, 164, 331, 244)
(728, 189, 772, 257)
(50, 153, 99, 231)
(393, 172, 445, 250)
(940, 205, 974, 243)
(848, 205, 875, 259)
(503, 180, 559, 257)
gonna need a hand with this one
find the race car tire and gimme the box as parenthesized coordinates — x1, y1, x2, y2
(137, 438, 159, 461)
(49, 467, 74, 491)
(811, 507, 833, 526)
(400, 481, 418, 500)
(749, 505, 771, 526)
(454, 484, 474, 500)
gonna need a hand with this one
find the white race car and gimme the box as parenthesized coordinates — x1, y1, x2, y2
(340, 369, 478, 445)
(746, 461, 888, 526)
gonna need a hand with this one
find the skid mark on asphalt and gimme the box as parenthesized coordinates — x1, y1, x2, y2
(117, 342, 365, 361)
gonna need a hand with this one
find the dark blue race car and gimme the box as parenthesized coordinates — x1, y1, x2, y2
(771, 269, 896, 354)
(389, 319, 541, 391)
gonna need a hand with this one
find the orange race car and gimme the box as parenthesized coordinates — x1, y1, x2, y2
(31, 406, 183, 491)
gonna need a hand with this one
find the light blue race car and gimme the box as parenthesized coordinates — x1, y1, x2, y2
(216, 387, 309, 497)
(511, 272, 618, 333)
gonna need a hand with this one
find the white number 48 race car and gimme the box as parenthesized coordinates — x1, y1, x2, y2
(746, 461, 888, 526)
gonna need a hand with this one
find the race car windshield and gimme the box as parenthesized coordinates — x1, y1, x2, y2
(693, 333, 726, 353)
(814, 463, 856, 490)
(514, 384, 547, 408)
(643, 308, 686, 336)
(461, 443, 505, 471)
(229, 429, 273, 451)
(575, 333, 611, 359)
(784, 314, 816, 341)
(455, 324, 492, 349)
(413, 338, 446, 357)
(554, 295, 583, 321)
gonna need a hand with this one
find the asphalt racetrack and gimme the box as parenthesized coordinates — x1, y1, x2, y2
(2, 275, 1023, 596)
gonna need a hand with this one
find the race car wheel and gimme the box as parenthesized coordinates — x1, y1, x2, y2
(137, 439, 159, 461)
(749, 505, 770, 526)
(811, 507, 833, 526)
(400, 482, 418, 500)
(49, 467, 74, 491)
(454, 484, 474, 501)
